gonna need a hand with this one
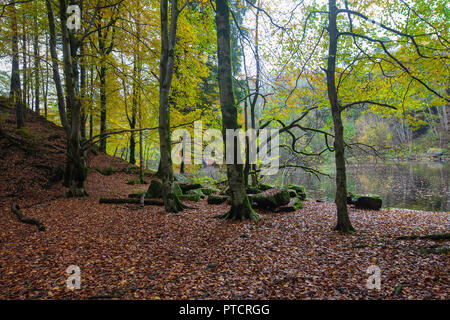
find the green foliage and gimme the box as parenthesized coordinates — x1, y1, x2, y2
(187, 189, 206, 199)
(179, 193, 200, 202)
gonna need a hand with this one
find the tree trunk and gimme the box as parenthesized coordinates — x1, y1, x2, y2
(215, 0, 258, 221)
(158, 0, 185, 212)
(59, 0, 87, 197)
(80, 42, 86, 141)
(43, 34, 49, 118)
(9, 1, 24, 129)
(99, 65, 107, 153)
(33, 14, 40, 116)
(22, 17, 27, 116)
(326, 0, 354, 232)
(46, 0, 69, 133)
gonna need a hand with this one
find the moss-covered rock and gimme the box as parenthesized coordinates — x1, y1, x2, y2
(188, 189, 206, 199)
(354, 195, 382, 210)
(179, 193, 201, 202)
(286, 184, 306, 200)
(207, 195, 228, 205)
(286, 189, 298, 198)
(201, 187, 219, 196)
(177, 182, 202, 193)
(258, 183, 273, 191)
(146, 179, 163, 198)
(347, 192, 357, 204)
(252, 188, 290, 210)
(276, 198, 303, 212)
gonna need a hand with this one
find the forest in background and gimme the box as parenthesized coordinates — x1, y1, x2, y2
(0, 0, 448, 302)
(0, 0, 448, 232)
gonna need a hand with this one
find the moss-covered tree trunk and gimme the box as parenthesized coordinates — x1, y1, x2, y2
(158, 0, 185, 212)
(215, 0, 258, 221)
(10, 1, 24, 129)
(59, 0, 87, 197)
(326, 0, 354, 232)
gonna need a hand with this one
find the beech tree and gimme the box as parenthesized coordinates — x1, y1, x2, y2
(158, 0, 186, 212)
(215, 0, 258, 221)
(8, 1, 24, 129)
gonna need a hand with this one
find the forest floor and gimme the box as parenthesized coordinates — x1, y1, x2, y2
(0, 99, 449, 300)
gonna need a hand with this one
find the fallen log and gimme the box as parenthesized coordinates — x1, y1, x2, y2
(11, 203, 45, 231)
(99, 198, 164, 206)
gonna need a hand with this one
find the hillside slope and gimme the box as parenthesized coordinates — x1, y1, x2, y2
(0, 97, 138, 208)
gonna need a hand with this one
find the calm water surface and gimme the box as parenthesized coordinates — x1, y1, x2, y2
(269, 162, 449, 212)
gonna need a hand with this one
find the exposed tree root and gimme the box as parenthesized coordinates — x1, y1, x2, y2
(11, 203, 45, 231)
(333, 222, 356, 234)
(214, 202, 260, 222)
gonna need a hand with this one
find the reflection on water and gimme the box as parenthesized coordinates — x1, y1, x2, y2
(267, 162, 449, 212)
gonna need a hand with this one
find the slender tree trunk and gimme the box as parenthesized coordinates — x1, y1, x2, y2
(215, 0, 258, 221)
(33, 4, 40, 115)
(10, 2, 24, 129)
(80, 43, 86, 140)
(43, 33, 49, 118)
(46, 0, 69, 133)
(22, 17, 27, 115)
(89, 63, 94, 139)
(59, 0, 87, 197)
(326, 0, 354, 232)
(158, 0, 185, 212)
(99, 65, 107, 153)
(244, 99, 250, 187)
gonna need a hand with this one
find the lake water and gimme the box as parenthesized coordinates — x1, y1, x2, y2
(266, 162, 449, 212)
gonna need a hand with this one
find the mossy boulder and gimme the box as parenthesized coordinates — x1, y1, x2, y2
(201, 187, 219, 196)
(276, 198, 303, 212)
(179, 193, 201, 202)
(207, 195, 228, 205)
(354, 195, 382, 210)
(258, 183, 273, 191)
(286, 184, 306, 200)
(286, 189, 298, 198)
(146, 179, 163, 198)
(177, 182, 203, 193)
(188, 189, 206, 199)
(347, 192, 357, 204)
(252, 188, 290, 210)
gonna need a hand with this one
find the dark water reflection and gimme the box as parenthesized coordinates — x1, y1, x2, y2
(267, 162, 449, 212)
